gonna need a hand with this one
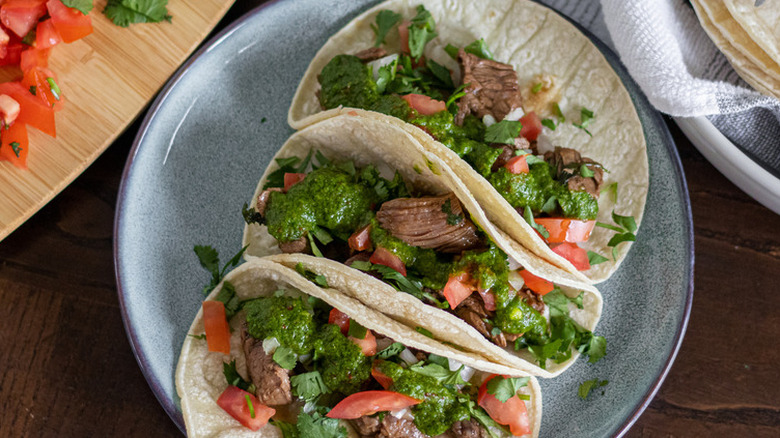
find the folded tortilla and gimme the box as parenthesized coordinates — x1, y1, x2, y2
(242, 113, 603, 377)
(287, 0, 649, 283)
(176, 258, 542, 437)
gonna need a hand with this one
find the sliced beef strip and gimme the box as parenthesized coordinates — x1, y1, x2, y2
(240, 325, 293, 405)
(377, 416, 426, 438)
(517, 287, 546, 314)
(449, 420, 490, 438)
(376, 193, 482, 253)
(255, 187, 283, 217)
(355, 47, 389, 62)
(455, 306, 507, 348)
(455, 49, 524, 125)
(279, 236, 308, 254)
(459, 294, 489, 318)
(544, 147, 604, 197)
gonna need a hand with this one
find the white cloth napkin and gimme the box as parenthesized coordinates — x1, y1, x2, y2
(538, 0, 780, 174)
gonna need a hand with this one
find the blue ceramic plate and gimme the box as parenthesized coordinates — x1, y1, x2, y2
(115, 0, 694, 435)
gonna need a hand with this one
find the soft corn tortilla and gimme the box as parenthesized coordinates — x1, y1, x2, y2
(241, 113, 602, 377)
(176, 258, 542, 437)
(722, 0, 780, 72)
(287, 0, 648, 283)
(692, 0, 780, 99)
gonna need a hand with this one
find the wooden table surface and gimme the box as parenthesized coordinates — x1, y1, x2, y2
(2, 2, 780, 437)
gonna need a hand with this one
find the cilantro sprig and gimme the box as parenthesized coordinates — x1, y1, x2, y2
(264, 150, 314, 189)
(291, 371, 330, 401)
(486, 376, 530, 402)
(193, 244, 247, 296)
(295, 262, 329, 288)
(485, 120, 522, 145)
(573, 107, 595, 136)
(578, 379, 608, 399)
(596, 210, 638, 260)
(104, 0, 172, 27)
(350, 260, 448, 308)
(370, 10, 402, 47)
(407, 5, 437, 60)
(223, 360, 255, 393)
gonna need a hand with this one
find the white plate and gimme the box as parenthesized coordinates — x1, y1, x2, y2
(675, 116, 780, 214)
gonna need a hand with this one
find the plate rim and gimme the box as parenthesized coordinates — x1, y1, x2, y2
(675, 115, 780, 215)
(114, 1, 695, 436)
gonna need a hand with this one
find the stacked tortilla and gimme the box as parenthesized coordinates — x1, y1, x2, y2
(692, 0, 780, 99)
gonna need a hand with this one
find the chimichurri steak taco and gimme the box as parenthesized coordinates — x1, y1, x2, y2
(287, 0, 649, 283)
(241, 113, 604, 378)
(176, 258, 542, 437)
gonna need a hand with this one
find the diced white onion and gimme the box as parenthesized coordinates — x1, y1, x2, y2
(298, 354, 311, 363)
(503, 107, 525, 121)
(400, 348, 419, 366)
(368, 54, 399, 81)
(482, 114, 497, 127)
(508, 270, 525, 291)
(536, 134, 554, 154)
(390, 408, 410, 419)
(447, 358, 476, 382)
(262, 337, 280, 354)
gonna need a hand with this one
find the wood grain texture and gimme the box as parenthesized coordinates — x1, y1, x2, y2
(2, 1, 780, 436)
(0, 0, 236, 242)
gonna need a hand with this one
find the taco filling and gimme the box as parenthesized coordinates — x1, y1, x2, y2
(202, 289, 534, 437)
(245, 153, 605, 369)
(314, 5, 608, 272)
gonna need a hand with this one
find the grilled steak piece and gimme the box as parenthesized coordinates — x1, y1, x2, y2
(355, 47, 389, 62)
(376, 193, 482, 253)
(455, 306, 507, 348)
(517, 287, 546, 314)
(460, 294, 489, 317)
(279, 236, 308, 254)
(256, 188, 283, 216)
(449, 420, 490, 438)
(240, 325, 293, 405)
(377, 416, 426, 438)
(455, 49, 524, 125)
(353, 415, 382, 435)
(544, 147, 604, 197)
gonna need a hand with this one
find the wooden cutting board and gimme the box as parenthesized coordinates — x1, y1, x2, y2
(0, 0, 235, 242)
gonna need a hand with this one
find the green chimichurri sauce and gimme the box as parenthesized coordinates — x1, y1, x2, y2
(493, 294, 547, 336)
(378, 361, 469, 436)
(317, 54, 599, 221)
(313, 324, 371, 395)
(265, 166, 377, 242)
(244, 296, 315, 355)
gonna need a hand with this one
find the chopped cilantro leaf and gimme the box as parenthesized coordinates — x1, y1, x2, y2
(273, 346, 297, 370)
(525, 154, 544, 165)
(311, 226, 333, 245)
(103, 0, 172, 27)
(541, 118, 557, 130)
(416, 326, 434, 338)
(62, 0, 93, 15)
(295, 262, 329, 288)
(587, 251, 609, 266)
(296, 412, 348, 438)
(441, 199, 463, 225)
(464, 38, 493, 60)
(193, 244, 247, 295)
(375, 57, 398, 94)
(580, 335, 607, 363)
(607, 182, 618, 203)
(607, 232, 636, 248)
(242, 202, 264, 225)
(573, 107, 594, 136)
(307, 233, 324, 258)
(223, 360, 254, 392)
(531, 82, 543, 93)
(376, 342, 404, 359)
(272, 420, 300, 438)
(214, 281, 240, 319)
(612, 211, 637, 233)
(409, 362, 467, 385)
(407, 5, 437, 60)
(9, 141, 22, 158)
(541, 195, 558, 215)
(347, 320, 368, 339)
(445, 82, 469, 110)
(523, 207, 549, 239)
(426, 59, 454, 88)
(444, 43, 459, 59)
(578, 379, 608, 399)
(553, 102, 565, 123)
(371, 10, 402, 47)
(485, 120, 522, 145)
(188, 333, 206, 340)
(264, 150, 313, 189)
(291, 371, 330, 401)
(580, 164, 594, 178)
(486, 375, 529, 403)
